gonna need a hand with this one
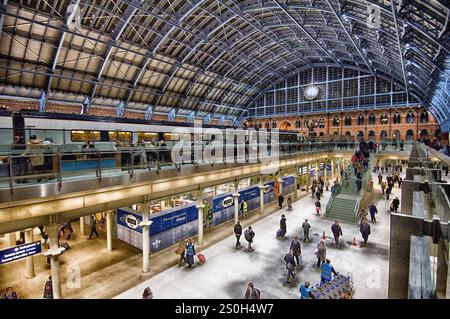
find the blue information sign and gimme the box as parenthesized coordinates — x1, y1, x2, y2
(0, 241, 42, 265)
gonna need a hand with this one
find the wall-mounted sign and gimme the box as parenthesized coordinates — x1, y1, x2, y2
(304, 85, 320, 100)
(126, 214, 139, 230)
(222, 196, 234, 208)
(0, 241, 42, 265)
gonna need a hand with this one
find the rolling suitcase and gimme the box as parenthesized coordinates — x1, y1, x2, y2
(197, 253, 206, 264)
(276, 229, 283, 238)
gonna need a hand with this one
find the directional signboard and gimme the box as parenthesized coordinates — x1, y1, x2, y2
(0, 241, 42, 265)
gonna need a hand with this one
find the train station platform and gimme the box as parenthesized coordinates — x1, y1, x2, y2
(115, 170, 401, 299)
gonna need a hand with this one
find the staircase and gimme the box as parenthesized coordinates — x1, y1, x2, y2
(326, 154, 374, 224)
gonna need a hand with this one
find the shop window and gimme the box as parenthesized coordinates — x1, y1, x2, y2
(368, 131, 375, 140)
(406, 130, 414, 141)
(137, 132, 158, 142)
(393, 112, 401, 124)
(295, 119, 301, 128)
(272, 120, 277, 128)
(380, 130, 388, 140)
(71, 130, 101, 142)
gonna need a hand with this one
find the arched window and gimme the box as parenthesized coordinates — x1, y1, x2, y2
(393, 112, 401, 124)
(358, 114, 365, 126)
(406, 130, 414, 141)
(358, 131, 364, 138)
(420, 129, 429, 139)
(420, 111, 429, 123)
(380, 113, 388, 125)
(319, 132, 324, 137)
(272, 120, 277, 128)
(392, 130, 401, 141)
(368, 113, 376, 125)
(406, 111, 415, 124)
(304, 119, 310, 129)
(380, 130, 388, 140)
(333, 115, 340, 127)
(368, 130, 375, 140)
(319, 118, 325, 128)
(344, 115, 352, 126)
(265, 122, 270, 129)
(258, 122, 262, 129)
(254, 123, 258, 129)
(295, 119, 301, 128)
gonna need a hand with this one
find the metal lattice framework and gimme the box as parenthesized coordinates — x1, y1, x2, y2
(0, 0, 448, 125)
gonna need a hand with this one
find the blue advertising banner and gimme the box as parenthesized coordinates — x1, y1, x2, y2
(212, 192, 234, 213)
(116, 203, 199, 253)
(0, 241, 42, 265)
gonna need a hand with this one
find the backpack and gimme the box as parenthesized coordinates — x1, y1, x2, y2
(244, 229, 252, 241)
(283, 253, 291, 263)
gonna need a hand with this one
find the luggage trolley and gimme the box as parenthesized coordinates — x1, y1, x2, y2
(310, 272, 354, 299)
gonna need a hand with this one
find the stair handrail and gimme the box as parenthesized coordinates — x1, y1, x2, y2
(353, 153, 375, 223)
(325, 183, 342, 218)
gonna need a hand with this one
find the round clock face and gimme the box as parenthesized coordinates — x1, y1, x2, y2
(304, 85, 320, 100)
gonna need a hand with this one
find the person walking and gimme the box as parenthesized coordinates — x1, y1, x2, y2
(331, 220, 343, 248)
(378, 173, 383, 185)
(278, 214, 287, 239)
(368, 203, 378, 223)
(278, 194, 285, 209)
(234, 221, 243, 249)
(290, 236, 302, 266)
(43, 276, 53, 299)
(244, 226, 255, 251)
(381, 180, 386, 195)
(185, 239, 196, 268)
(302, 219, 311, 242)
(299, 282, 315, 299)
(314, 200, 321, 216)
(315, 241, 326, 268)
(392, 197, 400, 213)
(287, 196, 293, 211)
(321, 259, 338, 284)
(142, 287, 153, 299)
(88, 215, 99, 240)
(360, 219, 371, 247)
(398, 177, 403, 188)
(244, 282, 260, 299)
(284, 250, 296, 284)
(385, 186, 391, 200)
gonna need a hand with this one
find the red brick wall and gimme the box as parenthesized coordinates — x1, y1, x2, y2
(247, 106, 440, 142)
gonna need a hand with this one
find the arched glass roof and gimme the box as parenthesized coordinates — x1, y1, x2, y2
(0, 0, 448, 125)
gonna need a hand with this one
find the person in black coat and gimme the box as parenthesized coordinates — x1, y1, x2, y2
(278, 215, 287, 239)
(284, 250, 296, 284)
(244, 226, 255, 251)
(289, 236, 302, 265)
(331, 220, 343, 248)
(392, 197, 400, 213)
(278, 194, 285, 209)
(234, 222, 243, 249)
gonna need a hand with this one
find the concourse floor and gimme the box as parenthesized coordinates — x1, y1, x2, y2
(116, 170, 403, 299)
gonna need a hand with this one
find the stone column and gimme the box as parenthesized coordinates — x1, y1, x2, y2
(293, 173, 299, 200)
(278, 176, 283, 195)
(139, 205, 152, 273)
(259, 175, 265, 214)
(388, 213, 425, 299)
(24, 229, 35, 279)
(331, 160, 335, 181)
(106, 211, 113, 252)
(436, 238, 449, 298)
(196, 202, 204, 245)
(315, 161, 320, 181)
(43, 224, 65, 299)
(79, 216, 85, 236)
(324, 160, 328, 181)
(306, 162, 311, 188)
(8, 232, 16, 247)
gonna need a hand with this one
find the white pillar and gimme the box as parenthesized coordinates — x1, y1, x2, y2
(278, 177, 284, 195)
(8, 232, 16, 247)
(140, 205, 152, 273)
(324, 160, 328, 181)
(196, 202, 204, 245)
(24, 229, 35, 279)
(106, 211, 113, 252)
(233, 192, 240, 223)
(79, 216, 85, 236)
(331, 160, 335, 181)
(44, 224, 65, 299)
(259, 176, 265, 214)
(316, 161, 320, 181)
(293, 174, 299, 200)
